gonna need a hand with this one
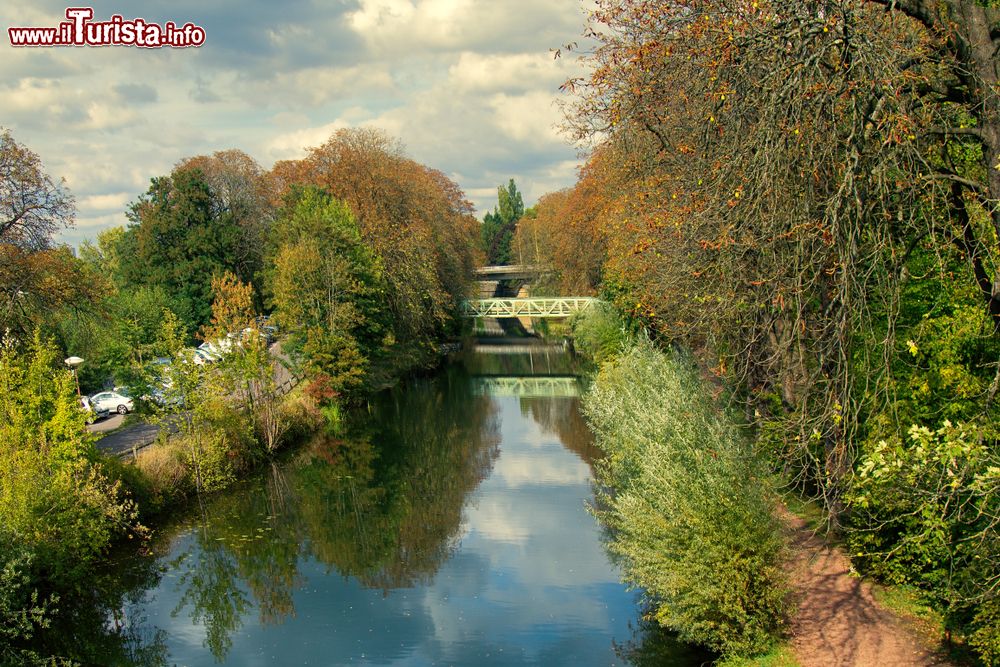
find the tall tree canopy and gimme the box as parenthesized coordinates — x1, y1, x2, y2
(481, 179, 524, 265)
(270, 128, 478, 353)
(175, 150, 277, 303)
(121, 167, 244, 331)
(0, 129, 100, 337)
(268, 186, 387, 394)
(0, 128, 74, 251)
(556, 0, 1000, 510)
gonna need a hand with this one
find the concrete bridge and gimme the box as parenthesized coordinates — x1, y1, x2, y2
(460, 297, 597, 319)
(474, 264, 550, 281)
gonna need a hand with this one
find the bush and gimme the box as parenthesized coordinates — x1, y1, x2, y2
(584, 339, 788, 659)
(0, 530, 62, 667)
(848, 420, 1000, 651)
(571, 301, 629, 364)
(0, 334, 140, 587)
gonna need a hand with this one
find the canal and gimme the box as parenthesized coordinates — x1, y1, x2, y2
(64, 345, 707, 666)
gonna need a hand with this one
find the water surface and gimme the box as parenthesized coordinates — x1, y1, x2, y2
(69, 350, 705, 666)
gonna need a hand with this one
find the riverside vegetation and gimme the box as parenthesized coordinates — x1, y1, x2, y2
(510, 1, 1000, 663)
(0, 127, 477, 665)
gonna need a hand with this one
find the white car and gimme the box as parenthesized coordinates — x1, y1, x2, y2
(79, 396, 110, 424)
(90, 390, 134, 415)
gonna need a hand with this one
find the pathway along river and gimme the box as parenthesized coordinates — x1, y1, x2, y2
(60, 344, 710, 666)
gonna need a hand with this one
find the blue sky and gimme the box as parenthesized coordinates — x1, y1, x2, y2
(1, 1, 592, 245)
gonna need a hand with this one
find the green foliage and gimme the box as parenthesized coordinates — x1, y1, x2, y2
(481, 179, 524, 265)
(0, 333, 139, 587)
(121, 167, 245, 331)
(570, 301, 630, 364)
(848, 421, 1000, 638)
(970, 597, 1000, 665)
(56, 285, 184, 392)
(268, 186, 387, 396)
(0, 530, 63, 667)
(584, 339, 788, 658)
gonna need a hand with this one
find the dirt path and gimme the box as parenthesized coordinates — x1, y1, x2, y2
(783, 510, 949, 667)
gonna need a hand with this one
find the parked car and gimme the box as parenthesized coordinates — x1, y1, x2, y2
(79, 396, 109, 424)
(192, 347, 220, 365)
(198, 340, 228, 359)
(90, 390, 134, 415)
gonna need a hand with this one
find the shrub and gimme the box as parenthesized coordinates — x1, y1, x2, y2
(0, 333, 140, 586)
(848, 420, 1000, 649)
(584, 339, 788, 658)
(571, 301, 629, 364)
(0, 530, 61, 667)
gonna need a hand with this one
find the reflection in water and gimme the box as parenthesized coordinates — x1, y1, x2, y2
(56, 351, 706, 666)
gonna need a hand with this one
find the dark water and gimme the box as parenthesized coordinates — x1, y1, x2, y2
(60, 347, 707, 666)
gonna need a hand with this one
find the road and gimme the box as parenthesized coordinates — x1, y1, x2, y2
(89, 418, 169, 457)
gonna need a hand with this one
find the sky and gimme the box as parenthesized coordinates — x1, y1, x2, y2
(1, 0, 593, 246)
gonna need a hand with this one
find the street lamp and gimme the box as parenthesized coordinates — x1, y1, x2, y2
(64, 356, 84, 397)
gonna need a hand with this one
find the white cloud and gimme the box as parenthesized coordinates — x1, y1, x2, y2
(489, 90, 564, 144)
(264, 119, 351, 161)
(2, 0, 592, 245)
(448, 51, 573, 93)
(83, 101, 140, 130)
(79, 192, 131, 211)
(347, 0, 585, 55)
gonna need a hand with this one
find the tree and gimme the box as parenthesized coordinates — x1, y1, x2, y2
(0, 128, 74, 251)
(864, 0, 1000, 323)
(558, 0, 1000, 512)
(1, 245, 103, 339)
(203, 271, 254, 342)
(0, 332, 140, 585)
(268, 187, 387, 396)
(555, 1, 1000, 658)
(121, 167, 244, 330)
(271, 128, 479, 357)
(0, 130, 98, 338)
(481, 179, 524, 265)
(176, 150, 277, 304)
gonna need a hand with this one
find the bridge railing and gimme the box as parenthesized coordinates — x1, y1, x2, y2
(460, 297, 598, 318)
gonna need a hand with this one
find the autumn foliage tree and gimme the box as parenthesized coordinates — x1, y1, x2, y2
(555, 0, 1000, 510)
(0, 129, 101, 338)
(270, 128, 478, 360)
(546, 0, 1000, 656)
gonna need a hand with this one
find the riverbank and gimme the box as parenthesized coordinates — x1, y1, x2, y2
(26, 342, 707, 666)
(566, 304, 965, 666)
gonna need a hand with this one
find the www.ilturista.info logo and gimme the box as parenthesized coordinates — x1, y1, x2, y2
(9, 7, 205, 48)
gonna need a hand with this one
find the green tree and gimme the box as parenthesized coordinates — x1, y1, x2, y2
(0, 332, 140, 586)
(121, 167, 244, 330)
(268, 187, 387, 396)
(481, 179, 524, 265)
